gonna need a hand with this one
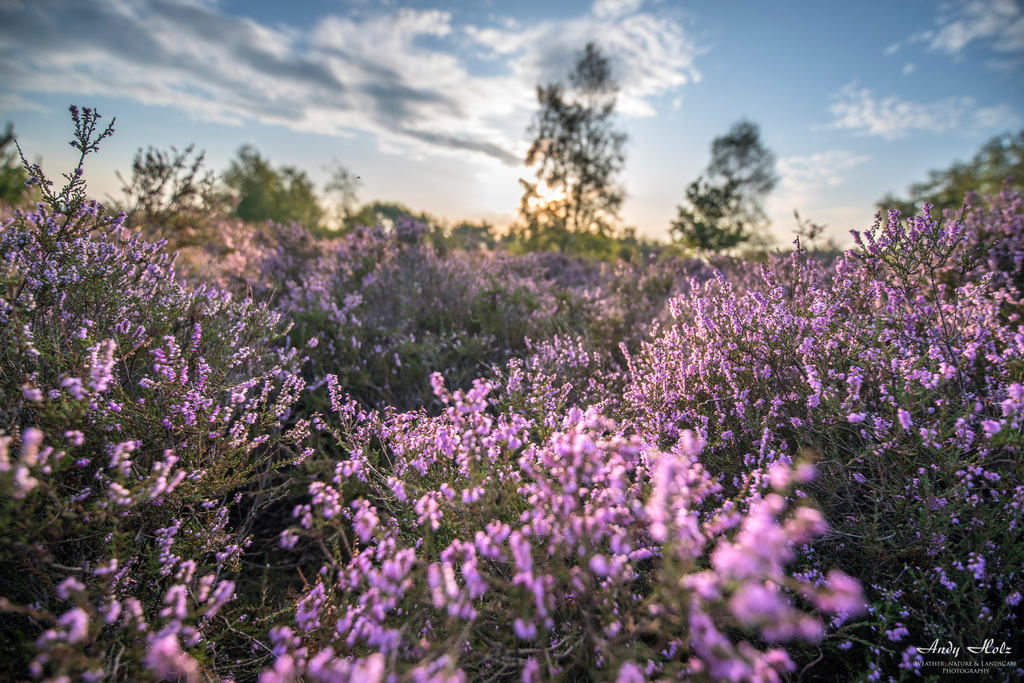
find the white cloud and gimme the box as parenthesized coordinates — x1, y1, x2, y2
(593, 0, 646, 19)
(765, 151, 872, 246)
(884, 42, 902, 55)
(0, 0, 702, 167)
(902, 62, 916, 74)
(0, 92, 47, 113)
(823, 82, 1011, 139)
(464, 5, 702, 118)
(912, 0, 1024, 56)
(972, 103, 1021, 126)
(774, 150, 871, 202)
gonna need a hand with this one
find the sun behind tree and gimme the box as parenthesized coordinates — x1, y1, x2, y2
(515, 42, 628, 256)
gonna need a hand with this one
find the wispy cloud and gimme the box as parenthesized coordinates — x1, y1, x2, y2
(777, 150, 872, 193)
(913, 0, 1024, 56)
(823, 82, 1017, 139)
(0, 92, 48, 113)
(463, 2, 702, 118)
(0, 0, 701, 166)
(765, 151, 871, 244)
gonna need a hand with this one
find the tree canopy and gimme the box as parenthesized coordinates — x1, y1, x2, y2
(671, 119, 777, 252)
(222, 145, 324, 230)
(0, 123, 31, 205)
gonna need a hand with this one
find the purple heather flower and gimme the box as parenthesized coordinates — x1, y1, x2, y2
(56, 577, 85, 600)
(57, 608, 89, 644)
(146, 634, 199, 683)
(615, 662, 646, 683)
(513, 618, 537, 640)
(981, 420, 1002, 437)
(521, 657, 541, 683)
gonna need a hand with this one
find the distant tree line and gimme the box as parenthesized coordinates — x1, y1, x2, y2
(3, 45, 1020, 261)
(877, 131, 1024, 218)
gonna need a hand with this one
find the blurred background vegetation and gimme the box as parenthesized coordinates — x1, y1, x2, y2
(1, 42, 1020, 264)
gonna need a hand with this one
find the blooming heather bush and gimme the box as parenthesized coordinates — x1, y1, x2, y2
(248, 217, 617, 415)
(623, 205, 1024, 679)
(264, 373, 865, 683)
(0, 108, 310, 681)
(5, 107, 1023, 682)
(959, 187, 1024, 291)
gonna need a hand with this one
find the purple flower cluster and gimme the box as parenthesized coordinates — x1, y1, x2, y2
(262, 374, 864, 682)
(621, 203, 1024, 676)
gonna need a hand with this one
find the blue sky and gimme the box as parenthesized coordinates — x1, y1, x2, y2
(1, 0, 1022, 245)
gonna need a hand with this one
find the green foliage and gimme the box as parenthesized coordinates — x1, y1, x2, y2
(878, 129, 1024, 217)
(223, 144, 324, 230)
(0, 123, 31, 206)
(343, 201, 433, 234)
(517, 42, 627, 255)
(444, 220, 496, 252)
(671, 119, 777, 252)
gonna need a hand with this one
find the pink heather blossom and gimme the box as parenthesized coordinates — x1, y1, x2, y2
(513, 618, 537, 640)
(57, 607, 89, 644)
(280, 528, 299, 550)
(19, 427, 43, 467)
(56, 576, 85, 600)
(145, 634, 200, 683)
(768, 461, 791, 490)
(588, 554, 610, 576)
(980, 420, 1002, 437)
(509, 531, 532, 576)
(898, 408, 913, 431)
(815, 570, 867, 616)
(521, 657, 541, 683)
(677, 429, 705, 457)
(615, 661, 646, 683)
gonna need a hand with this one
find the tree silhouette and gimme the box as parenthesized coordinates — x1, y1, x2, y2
(671, 119, 777, 252)
(0, 123, 31, 205)
(517, 42, 627, 254)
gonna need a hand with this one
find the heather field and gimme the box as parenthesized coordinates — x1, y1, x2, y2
(2, 110, 1023, 683)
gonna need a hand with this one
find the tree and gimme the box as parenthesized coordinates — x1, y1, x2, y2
(878, 130, 1024, 218)
(517, 42, 627, 254)
(671, 119, 777, 252)
(222, 145, 324, 230)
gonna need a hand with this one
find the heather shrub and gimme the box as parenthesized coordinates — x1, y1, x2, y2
(623, 204, 1024, 680)
(263, 372, 866, 682)
(257, 217, 609, 414)
(8, 105, 1024, 683)
(959, 186, 1024, 291)
(0, 107, 311, 681)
